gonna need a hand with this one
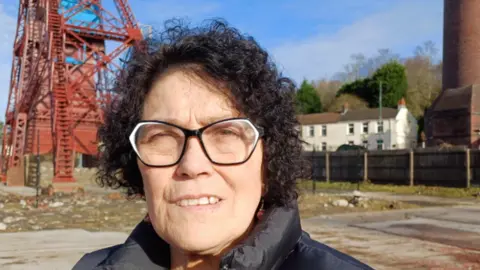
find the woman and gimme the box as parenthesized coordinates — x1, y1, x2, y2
(74, 19, 374, 270)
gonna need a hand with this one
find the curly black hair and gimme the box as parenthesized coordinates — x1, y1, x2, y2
(96, 18, 306, 208)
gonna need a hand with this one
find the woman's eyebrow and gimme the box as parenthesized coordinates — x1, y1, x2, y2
(199, 115, 237, 126)
(143, 115, 237, 127)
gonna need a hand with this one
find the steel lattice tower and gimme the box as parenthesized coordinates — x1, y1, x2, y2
(0, 0, 143, 186)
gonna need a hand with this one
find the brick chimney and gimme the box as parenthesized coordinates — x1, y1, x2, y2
(442, 0, 480, 90)
(341, 102, 349, 115)
(397, 97, 406, 109)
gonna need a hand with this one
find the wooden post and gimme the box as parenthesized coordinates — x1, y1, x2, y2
(466, 148, 471, 188)
(325, 152, 330, 184)
(363, 151, 368, 183)
(409, 149, 414, 186)
(312, 147, 316, 193)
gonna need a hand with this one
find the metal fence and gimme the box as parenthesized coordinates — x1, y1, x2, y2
(304, 148, 480, 188)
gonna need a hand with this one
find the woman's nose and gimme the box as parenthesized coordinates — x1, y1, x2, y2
(175, 137, 214, 179)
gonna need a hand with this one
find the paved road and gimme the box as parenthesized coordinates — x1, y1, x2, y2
(303, 204, 480, 270)
(0, 229, 127, 270)
(1, 186, 479, 269)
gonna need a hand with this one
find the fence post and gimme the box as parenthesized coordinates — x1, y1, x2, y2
(325, 151, 330, 184)
(311, 147, 316, 193)
(409, 149, 414, 186)
(363, 151, 368, 183)
(466, 148, 471, 188)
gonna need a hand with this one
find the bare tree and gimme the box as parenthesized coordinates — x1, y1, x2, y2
(404, 41, 442, 117)
(327, 94, 368, 112)
(333, 49, 400, 82)
(313, 79, 342, 110)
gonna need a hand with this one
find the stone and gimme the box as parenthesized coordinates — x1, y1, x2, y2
(3, 216, 26, 223)
(3, 216, 15, 224)
(332, 199, 349, 207)
(107, 192, 123, 200)
(0, 223, 6, 230)
(49, 201, 64, 207)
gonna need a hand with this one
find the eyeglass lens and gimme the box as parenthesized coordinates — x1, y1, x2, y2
(133, 119, 259, 165)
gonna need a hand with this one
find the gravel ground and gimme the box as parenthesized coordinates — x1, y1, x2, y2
(0, 189, 425, 234)
(0, 191, 146, 233)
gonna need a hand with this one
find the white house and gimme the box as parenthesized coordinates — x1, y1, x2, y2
(297, 98, 418, 151)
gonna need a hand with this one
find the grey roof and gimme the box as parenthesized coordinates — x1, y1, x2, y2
(429, 84, 477, 112)
(297, 108, 399, 125)
(339, 108, 398, 122)
(296, 112, 341, 125)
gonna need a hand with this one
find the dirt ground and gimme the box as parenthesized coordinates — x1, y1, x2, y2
(297, 192, 421, 218)
(0, 191, 146, 233)
(0, 189, 424, 234)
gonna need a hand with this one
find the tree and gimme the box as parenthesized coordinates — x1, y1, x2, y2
(313, 79, 342, 111)
(336, 61, 407, 108)
(327, 94, 368, 112)
(365, 48, 401, 76)
(336, 77, 371, 102)
(369, 61, 408, 108)
(332, 49, 401, 83)
(295, 79, 323, 114)
(404, 41, 442, 118)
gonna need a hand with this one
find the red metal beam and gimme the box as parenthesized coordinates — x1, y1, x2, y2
(1, 0, 142, 186)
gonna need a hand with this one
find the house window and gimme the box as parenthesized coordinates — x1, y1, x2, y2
(348, 141, 354, 145)
(363, 122, 369, 134)
(309, 126, 315, 137)
(348, 123, 354, 134)
(321, 142, 327, 151)
(377, 121, 384, 133)
(362, 140, 368, 148)
(321, 125, 327, 136)
(376, 139, 384, 150)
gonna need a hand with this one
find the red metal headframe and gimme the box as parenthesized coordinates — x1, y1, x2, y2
(0, 0, 143, 186)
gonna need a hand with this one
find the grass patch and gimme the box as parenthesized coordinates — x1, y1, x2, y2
(297, 180, 480, 199)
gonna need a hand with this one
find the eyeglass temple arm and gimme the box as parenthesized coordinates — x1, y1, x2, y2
(256, 126, 265, 137)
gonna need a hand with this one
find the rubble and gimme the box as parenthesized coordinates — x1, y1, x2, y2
(0, 189, 424, 233)
(332, 199, 349, 207)
(0, 191, 146, 233)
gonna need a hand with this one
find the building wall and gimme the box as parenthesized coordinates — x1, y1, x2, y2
(301, 109, 418, 151)
(394, 106, 418, 149)
(301, 119, 394, 151)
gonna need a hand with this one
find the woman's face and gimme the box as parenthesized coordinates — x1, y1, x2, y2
(138, 70, 263, 254)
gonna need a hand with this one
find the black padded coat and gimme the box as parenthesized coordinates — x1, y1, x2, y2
(73, 203, 374, 270)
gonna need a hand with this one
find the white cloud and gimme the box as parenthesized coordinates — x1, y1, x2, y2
(0, 4, 16, 121)
(270, 1, 443, 84)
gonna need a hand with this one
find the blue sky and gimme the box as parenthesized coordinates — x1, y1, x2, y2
(0, 0, 443, 121)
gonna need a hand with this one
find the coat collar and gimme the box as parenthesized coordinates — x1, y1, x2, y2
(100, 202, 302, 270)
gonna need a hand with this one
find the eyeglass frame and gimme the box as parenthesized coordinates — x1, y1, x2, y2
(128, 117, 265, 167)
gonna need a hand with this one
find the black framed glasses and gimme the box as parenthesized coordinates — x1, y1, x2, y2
(129, 117, 265, 167)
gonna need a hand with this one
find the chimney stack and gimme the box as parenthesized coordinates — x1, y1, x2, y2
(442, 0, 480, 90)
(341, 102, 349, 114)
(397, 97, 406, 109)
